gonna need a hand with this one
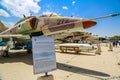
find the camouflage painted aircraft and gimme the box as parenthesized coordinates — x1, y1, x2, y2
(0, 13, 119, 40)
(58, 32, 98, 43)
(0, 13, 97, 37)
(0, 13, 119, 52)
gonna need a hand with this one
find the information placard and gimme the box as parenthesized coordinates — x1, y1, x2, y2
(32, 36, 56, 74)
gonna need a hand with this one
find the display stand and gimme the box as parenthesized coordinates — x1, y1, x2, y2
(95, 43, 101, 55)
(108, 42, 113, 51)
(37, 72, 54, 80)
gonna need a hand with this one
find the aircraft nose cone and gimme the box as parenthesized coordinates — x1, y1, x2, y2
(83, 21, 97, 29)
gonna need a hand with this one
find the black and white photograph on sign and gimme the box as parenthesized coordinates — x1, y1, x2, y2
(32, 36, 56, 74)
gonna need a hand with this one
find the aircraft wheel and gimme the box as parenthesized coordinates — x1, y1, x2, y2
(2, 50, 9, 57)
(27, 50, 32, 54)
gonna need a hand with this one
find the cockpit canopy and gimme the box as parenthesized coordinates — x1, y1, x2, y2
(40, 12, 59, 17)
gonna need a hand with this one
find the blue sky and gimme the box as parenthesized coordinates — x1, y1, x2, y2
(0, 0, 120, 37)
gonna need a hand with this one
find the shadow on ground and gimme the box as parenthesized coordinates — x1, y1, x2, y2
(56, 50, 96, 56)
(0, 52, 33, 65)
(0, 52, 110, 79)
(57, 62, 110, 79)
(0, 51, 95, 65)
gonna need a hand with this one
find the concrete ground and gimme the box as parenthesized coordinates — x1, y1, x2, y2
(0, 44, 120, 80)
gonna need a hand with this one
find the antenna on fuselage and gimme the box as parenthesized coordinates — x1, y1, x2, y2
(49, 13, 53, 17)
(23, 14, 26, 18)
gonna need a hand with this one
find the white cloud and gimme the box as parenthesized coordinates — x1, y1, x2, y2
(62, 6, 68, 10)
(34, 0, 41, 2)
(72, 1, 76, 5)
(1, 0, 41, 18)
(0, 9, 10, 17)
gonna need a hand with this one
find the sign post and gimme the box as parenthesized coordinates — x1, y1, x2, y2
(32, 36, 56, 80)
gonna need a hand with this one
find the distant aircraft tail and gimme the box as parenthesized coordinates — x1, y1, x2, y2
(0, 21, 7, 33)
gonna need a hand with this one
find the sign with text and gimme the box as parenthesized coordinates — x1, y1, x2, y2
(32, 36, 56, 74)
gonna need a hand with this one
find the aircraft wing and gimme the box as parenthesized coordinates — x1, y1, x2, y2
(0, 34, 29, 38)
(0, 34, 30, 44)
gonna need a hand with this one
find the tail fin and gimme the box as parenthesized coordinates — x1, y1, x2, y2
(0, 21, 7, 33)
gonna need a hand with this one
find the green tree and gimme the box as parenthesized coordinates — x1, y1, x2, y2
(109, 35, 120, 41)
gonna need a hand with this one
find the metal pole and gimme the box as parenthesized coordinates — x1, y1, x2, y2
(90, 13, 120, 20)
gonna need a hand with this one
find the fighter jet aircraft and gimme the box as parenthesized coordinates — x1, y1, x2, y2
(0, 13, 119, 56)
(0, 13, 119, 37)
(0, 13, 96, 36)
(56, 32, 97, 43)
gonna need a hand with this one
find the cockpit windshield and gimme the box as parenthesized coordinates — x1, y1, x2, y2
(40, 12, 59, 17)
